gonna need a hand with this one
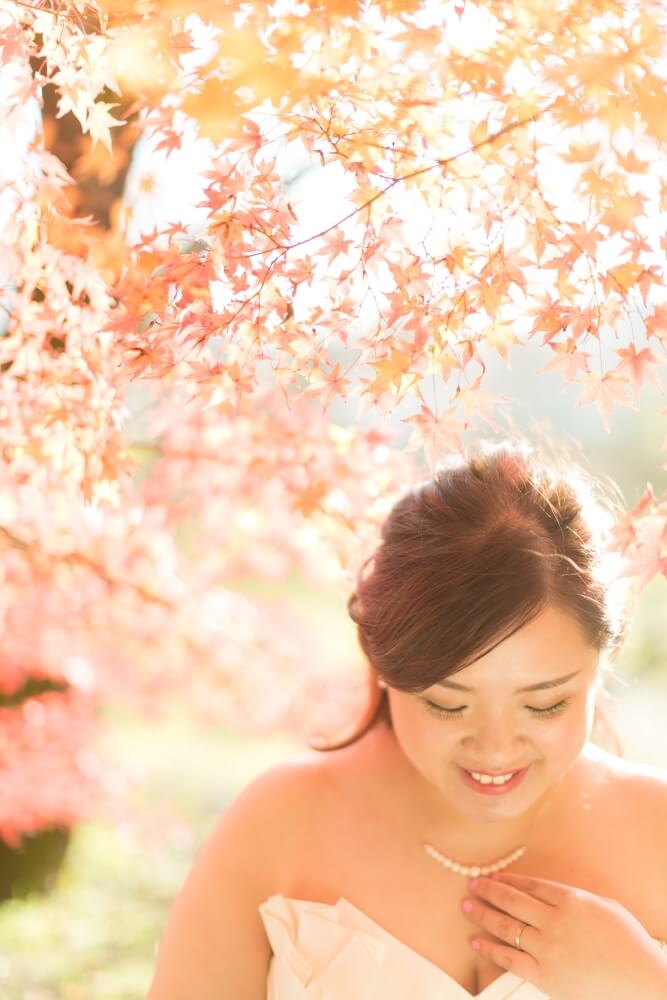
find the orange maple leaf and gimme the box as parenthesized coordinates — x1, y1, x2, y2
(291, 479, 330, 518)
(606, 262, 646, 294)
(614, 150, 650, 174)
(613, 344, 663, 401)
(645, 303, 667, 346)
(364, 348, 419, 400)
(561, 141, 600, 164)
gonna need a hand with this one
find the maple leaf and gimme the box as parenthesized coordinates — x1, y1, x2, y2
(286, 257, 317, 289)
(291, 479, 330, 518)
(362, 347, 418, 400)
(606, 262, 646, 294)
(403, 404, 468, 470)
(319, 229, 354, 266)
(613, 344, 663, 401)
(153, 129, 183, 157)
(561, 141, 601, 164)
(607, 484, 657, 554)
(453, 376, 510, 431)
(84, 102, 126, 153)
(0, 22, 28, 62)
(614, 149, 650, 174)
(576, 372, 634, 431)
(302, 361, 353, 410)
(636, 73, 667, 143)
(223, 120, 263, 156)
(616, 517, 667, 591)
(182, 79, 244, 143)
(481, 322, 521, 366)
(645, 303, 667, 346)
(538, 339, 590, 382)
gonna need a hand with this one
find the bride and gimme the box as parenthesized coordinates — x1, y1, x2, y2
(147, 442, 667, 1000)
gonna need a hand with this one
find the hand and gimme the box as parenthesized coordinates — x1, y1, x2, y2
(462, 870, 667, 1000)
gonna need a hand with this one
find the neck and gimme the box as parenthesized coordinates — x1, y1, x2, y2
(418, 796, 552, 865)
(383, 731, 570, 864)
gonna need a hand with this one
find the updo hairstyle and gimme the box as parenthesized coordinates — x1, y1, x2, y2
(311, 441, 632, 754)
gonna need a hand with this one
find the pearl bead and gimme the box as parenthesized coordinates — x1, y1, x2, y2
(423, 842, 526, 877)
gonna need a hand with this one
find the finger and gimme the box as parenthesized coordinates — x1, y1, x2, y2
(468, 875, 553, 928)
(463, 896, 540, 954)
(470, 934, 541, 984)
(488, 870, 570, 906)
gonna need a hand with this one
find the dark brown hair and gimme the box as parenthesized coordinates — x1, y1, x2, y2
(310, 440, 632, 754)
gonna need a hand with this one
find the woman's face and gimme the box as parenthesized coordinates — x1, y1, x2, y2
(384, 604, 602, 825)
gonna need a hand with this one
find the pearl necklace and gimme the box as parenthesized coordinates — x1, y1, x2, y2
(423, 841, 526, 877)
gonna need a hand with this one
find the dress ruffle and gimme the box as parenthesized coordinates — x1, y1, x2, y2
(258, 893, 540, 1000)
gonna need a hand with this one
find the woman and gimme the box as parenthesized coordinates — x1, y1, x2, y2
(147, 442, 667, 1000)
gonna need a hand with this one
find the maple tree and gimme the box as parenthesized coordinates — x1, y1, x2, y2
(0, 0, 666, 851)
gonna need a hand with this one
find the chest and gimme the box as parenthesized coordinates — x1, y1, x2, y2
(277, 756, 662, 997)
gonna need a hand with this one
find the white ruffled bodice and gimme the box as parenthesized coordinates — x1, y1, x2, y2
(258, 893, 553, 999)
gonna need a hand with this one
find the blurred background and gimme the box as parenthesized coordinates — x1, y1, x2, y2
(1, 5, 666, 999)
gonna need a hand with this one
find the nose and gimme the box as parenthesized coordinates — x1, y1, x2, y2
(462, 715, 526, 767)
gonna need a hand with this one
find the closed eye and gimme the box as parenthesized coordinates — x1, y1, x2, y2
(422, 698, 571, 719)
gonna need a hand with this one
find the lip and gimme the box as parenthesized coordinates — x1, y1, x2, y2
(458, 763, 530, 795)
(460, 765, 528, 775)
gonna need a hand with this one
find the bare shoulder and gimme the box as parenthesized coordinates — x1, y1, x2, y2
(584, 741, 667, 800)
(582, 742, 667, 856)
(146, 754, 330, 1000)
(218, 752, 334, 877)
(612, 751, 667, 826)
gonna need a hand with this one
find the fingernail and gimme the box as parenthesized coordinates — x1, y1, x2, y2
(462, 899, 473, 912)
(469, 877, 479, 889)
(471, 939, 481, 950)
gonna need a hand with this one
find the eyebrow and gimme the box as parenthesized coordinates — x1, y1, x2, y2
(435, 669, 582, 694)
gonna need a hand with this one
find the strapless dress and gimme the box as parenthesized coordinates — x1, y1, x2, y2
(258, 892, 666, 999)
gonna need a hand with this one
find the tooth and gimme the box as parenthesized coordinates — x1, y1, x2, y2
(469, 770, 514, 785)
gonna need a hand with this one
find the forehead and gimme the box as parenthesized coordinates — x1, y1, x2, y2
(427, 605, 600, 691)
(435, 668, 583, 695)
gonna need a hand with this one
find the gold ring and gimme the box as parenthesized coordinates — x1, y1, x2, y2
(514, 922, 529, 949)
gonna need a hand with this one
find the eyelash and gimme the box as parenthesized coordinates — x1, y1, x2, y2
(422, 698, 572, 720)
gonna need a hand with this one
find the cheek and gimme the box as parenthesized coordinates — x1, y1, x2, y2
(390, 699, 454, 752)
(539, 705, 591, 757)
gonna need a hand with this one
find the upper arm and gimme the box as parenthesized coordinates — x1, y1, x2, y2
(146, 759, 321, 1000)
(618, 761, 667, 939)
